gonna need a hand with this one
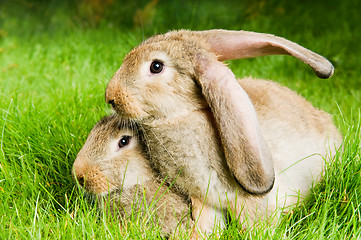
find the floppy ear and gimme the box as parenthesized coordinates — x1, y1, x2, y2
(199, 29, 334, 79)
(196, 56, 275, 195)
(192, 29, 334, 195)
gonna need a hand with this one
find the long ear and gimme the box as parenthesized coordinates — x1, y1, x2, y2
(196, 56, 274, 195)
(192, 30, 333, 195)
(199, 29, 334, 79)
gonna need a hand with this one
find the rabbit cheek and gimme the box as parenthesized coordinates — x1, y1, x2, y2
(141, 76, 197, 118)
(120, 152, 152, 188)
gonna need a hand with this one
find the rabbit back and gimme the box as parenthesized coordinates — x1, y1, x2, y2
(239, 78, 341, 206)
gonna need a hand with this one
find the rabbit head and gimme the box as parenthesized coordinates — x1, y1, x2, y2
(105, 29, 334, 195)
(72, 114, 194, 236)
(72, 114, 151, 195)
(105, 33, 211, 120)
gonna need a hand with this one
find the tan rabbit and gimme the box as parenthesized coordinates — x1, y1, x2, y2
(105, 30, 342, 234)
(72, 114, 194, 237)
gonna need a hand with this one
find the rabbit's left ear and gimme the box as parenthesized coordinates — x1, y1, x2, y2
(196, 57, 275, 195)
(199, 29, 334, 78)
(193, 29, 334, 195)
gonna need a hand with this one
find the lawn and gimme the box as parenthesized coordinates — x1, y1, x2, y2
(1, 0, 360, 239)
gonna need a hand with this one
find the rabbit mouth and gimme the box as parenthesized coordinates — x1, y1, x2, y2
(98, 188, 115, 197)
(110, 101, 149, 121)
(83, 182, 116, 196)
(97, 187, 141, 209)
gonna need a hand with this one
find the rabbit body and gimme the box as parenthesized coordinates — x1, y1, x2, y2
(141, 78, 341, 226)
(72, 114, 193, 236)
(105, 30, 342, 232)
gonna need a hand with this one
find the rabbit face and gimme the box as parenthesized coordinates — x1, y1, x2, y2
(72, 115, 152, 195)
(106, 39, 211, 121)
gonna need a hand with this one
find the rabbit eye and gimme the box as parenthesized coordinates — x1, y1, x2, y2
(118, 136, 131, 148)
(150, 60, 164, 74)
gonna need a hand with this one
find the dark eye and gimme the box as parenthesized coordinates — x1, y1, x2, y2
(150, 60, 164, 74)
(118, 136, 131, 148)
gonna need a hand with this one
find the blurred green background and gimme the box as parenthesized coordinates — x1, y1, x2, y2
(1, 0, 360, 115)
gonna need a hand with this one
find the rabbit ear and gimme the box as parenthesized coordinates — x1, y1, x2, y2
(199, 30, 334, 79)
(191, 29, 332, 194)
(196, 56, 274, 195)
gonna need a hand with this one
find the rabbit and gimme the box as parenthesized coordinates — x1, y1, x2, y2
(105, 29, 342, 234)
(72, 114, 194, 237)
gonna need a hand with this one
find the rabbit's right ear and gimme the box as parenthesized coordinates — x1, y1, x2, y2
(196, 56, 275, 195)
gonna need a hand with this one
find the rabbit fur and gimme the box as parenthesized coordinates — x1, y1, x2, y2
(72, 114, 194, 237)
(105, 29, 342, 233)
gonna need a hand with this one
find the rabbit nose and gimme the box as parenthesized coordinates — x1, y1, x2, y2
(105, 84, 116, 106)
(105, 91, 117, 109)
(75, 174, 85, 187)
(72, 167, 86, 188)
(108, 99, 115, 108)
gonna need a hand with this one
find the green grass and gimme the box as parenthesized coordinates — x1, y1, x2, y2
(1, 0, 360, 239)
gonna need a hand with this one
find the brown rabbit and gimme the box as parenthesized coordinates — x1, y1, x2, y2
(105, 30, 342, 234)
(72, 114, 194, 237)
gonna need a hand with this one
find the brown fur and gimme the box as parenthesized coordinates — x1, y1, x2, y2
(239, 78, 339, 135)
